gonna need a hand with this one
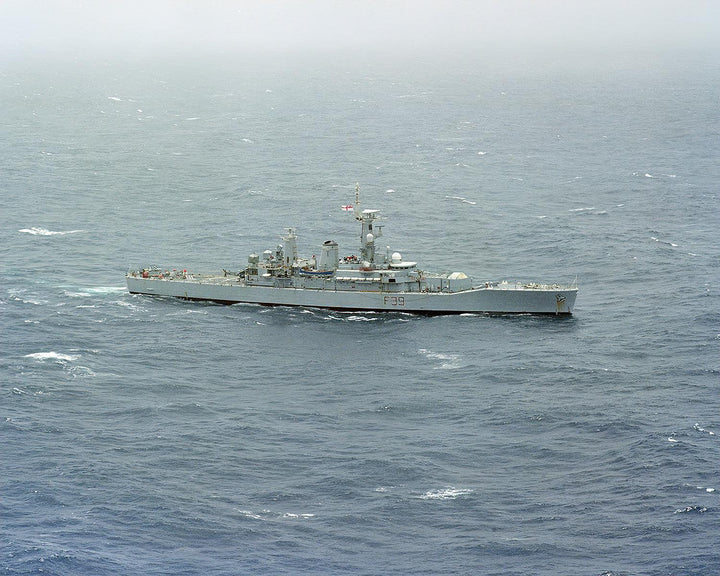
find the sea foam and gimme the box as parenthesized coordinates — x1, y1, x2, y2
(418, 487, 474, 500)
(24, 352, 79, 362)
(419, 348, 462, 369)
(19, 227, 84, 236)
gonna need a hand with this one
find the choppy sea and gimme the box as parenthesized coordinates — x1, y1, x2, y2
(2, 51, 719, 575)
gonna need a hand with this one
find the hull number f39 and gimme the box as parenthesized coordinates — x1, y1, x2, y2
(384, 295, 405, 307)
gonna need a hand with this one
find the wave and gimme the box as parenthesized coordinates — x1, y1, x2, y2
(687, 484, 717, 493)
(568, 206, 609, 216)
(693, 423, 715, 436)
(64, 286, 126, 298)
(11, 296, 47, 305)
(19, 227, 84, 236)
(65, 291, 92, 298)
(236, 508, 315, 521)
(651, 236, 678, 247)
(24, 351, 79, 362)
(67, 365, 96, 378)
(86, 286, 126, 294)
(418, 348, 462, 369)
(418, 487, 474, 500)
(445, 195, 476, 205)
(634, 172, 676, 179)
(674, 506, 707, 514)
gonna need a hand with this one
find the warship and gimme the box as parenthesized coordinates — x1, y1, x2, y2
(126, 190, 577, 315)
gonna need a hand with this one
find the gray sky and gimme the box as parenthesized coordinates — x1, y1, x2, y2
(2, 0, 718, 60)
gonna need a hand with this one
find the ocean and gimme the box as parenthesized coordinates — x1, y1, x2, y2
(2, 50, 719, 575)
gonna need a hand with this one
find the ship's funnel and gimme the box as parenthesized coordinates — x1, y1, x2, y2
(318, 240, 339, 271)
(248, 253, 259, 274)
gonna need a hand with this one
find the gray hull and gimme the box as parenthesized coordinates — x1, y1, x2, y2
(126, 275, 577, 315)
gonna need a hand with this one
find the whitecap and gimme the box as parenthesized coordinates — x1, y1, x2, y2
(68, 365, 96, 378)
(651, 237, 678, 247)
(25, 352, 79, 362)
(107, 96, 122, 101)
(86, 286, 126, 294)
(114, 300, 140, 308)
(19, 227, 84, 236)
(418, 348, 462, 369)
(13, 296, 47, 305)
(446, 195, 475, 205)
(693, 423, 715, 436)
(418, 487, 474, 500)
(477, 151, 487, 155)
(166, 309, 209, 317)
(674, 506, 706, 514)
(237, 509, 263, 520)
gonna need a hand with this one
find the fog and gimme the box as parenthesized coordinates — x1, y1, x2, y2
(2, 0, 719, 62)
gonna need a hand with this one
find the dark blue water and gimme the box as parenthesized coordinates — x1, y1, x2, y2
(2, 51, 719, 575)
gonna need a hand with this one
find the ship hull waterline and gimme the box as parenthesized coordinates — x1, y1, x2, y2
(126, 276, 577, 315)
